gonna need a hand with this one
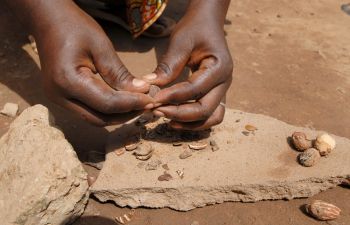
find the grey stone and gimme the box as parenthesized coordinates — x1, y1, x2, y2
(91, 109, 350, 211)
(0, 105, 89, 225)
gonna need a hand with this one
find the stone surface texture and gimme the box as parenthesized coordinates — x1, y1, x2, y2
(92, 109, 350, 211)
(0, 105, 89, 225)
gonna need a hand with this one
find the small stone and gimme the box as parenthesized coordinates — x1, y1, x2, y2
(314, 133, 336, 156)
(298, 148, 321, 167)
(0, 103, 19, 117)
(179, 150, 192, 159)
(115, 148, 126, 156)
(306, 200, 341, 221)
(158, 171, 173, 181)
(162, 164, 169, 170)
(292, 131, 313, 151)
(148, 85, 161, 98)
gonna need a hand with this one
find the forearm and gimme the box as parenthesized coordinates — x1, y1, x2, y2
(4, 0, 76, 36)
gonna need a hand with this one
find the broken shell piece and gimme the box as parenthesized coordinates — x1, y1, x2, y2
(162, 164, 169, 170)
(245, 124, 257, 132)
(145, 160, 162, 171)
(115, 216, 125, 224)
(0, 103, 19, 117)
(314, 133, 336, 156)
(148, 84, 161, 98)
(298, 148, 321, 167)
(306, 200, 341, 221)
(115, 148, 126, 156)
(291, 131, 313, 151)
(158, 171, 173, 181)
(172, 142, 183, 146)
(135, 154, 153, 161)
(115, 209, 136, 224)
(188, 141, 208, 150)
(179, 150, 193, 159)
(176, 169, 184, 179)
(133, 143, 153, 156)
(125, 142, 140, 151)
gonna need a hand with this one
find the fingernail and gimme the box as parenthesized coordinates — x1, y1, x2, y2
(153, 110, 165, 117)
(132, 78, 147, 87)
(144, 103, 155, 110)
(143, 73, 157, 81)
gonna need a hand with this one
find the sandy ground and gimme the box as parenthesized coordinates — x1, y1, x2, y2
(1, 0, 350, 224)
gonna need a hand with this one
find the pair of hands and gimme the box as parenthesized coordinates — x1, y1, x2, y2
(32, 0, 233, 130)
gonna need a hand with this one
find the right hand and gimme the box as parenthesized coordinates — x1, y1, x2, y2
(32, 1, 154, 126)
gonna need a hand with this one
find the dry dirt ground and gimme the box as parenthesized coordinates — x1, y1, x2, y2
(1, 0, 350, 224)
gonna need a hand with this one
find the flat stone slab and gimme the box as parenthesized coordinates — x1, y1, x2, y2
(91, 109, 350, 211)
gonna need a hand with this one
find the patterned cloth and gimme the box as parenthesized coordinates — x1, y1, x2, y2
(126, 0, 167, 38)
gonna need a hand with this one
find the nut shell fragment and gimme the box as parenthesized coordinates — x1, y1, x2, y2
(179, 150, 192, 159)
(115, 148, 126, 156)
(314, 133, 336, 156)
(135, 154, 153, 161)
(298, 148, 320, 167)
(291, 132, 313, 151)
(133, 143, 153, 156)
(306, 200, 341, 221)
(125, 142, 140, 151)
(188, 141, 208, 150)
(245, 124, 257, 132)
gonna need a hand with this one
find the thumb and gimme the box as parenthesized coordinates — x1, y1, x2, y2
(143, 37, 191, 86)
(93, 47, 149, 93)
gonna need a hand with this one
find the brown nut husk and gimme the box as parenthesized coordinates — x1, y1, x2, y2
(292, 131, 313, 151)
(314, 133, 336, 156)
(306, 200, 341, 221)
(298, 148, 321, 167)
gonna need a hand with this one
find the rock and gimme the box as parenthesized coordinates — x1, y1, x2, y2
(298, 148, 321, 167)
(91, 109, 350, 211)
(0, 102, 19, 117)
(0, 105, 89, 225)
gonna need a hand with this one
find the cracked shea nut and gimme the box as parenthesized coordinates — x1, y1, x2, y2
(298, 148, 321, 167)
(314, 133, 336, 156)
(306, 200, 341, 221)
(292, 131, 313, 151)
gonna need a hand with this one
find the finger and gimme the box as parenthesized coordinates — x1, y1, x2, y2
(152, 81, 229, 122)
(62, 67, 154, 114)
(91, 41, 149, 93)
(153, 57, 232, 104)
(169, 104, 225, 131)
(143, 34, 191, 86)
(58, 98, 143, 126)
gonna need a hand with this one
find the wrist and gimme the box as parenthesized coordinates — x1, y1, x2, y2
(186, 0, 230, 25)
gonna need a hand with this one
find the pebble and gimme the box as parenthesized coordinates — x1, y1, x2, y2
(0, 103, 19, 117)
(179, 150, 192, 159)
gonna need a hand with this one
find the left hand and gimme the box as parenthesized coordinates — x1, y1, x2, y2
(143, 0, 233, 130)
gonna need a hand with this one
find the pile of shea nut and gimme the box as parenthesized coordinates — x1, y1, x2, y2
(291, 132, 336, 167)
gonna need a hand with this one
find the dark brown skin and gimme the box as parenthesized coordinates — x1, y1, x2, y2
(5, 0, 233, 130)
(144, 0, 233, 130)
